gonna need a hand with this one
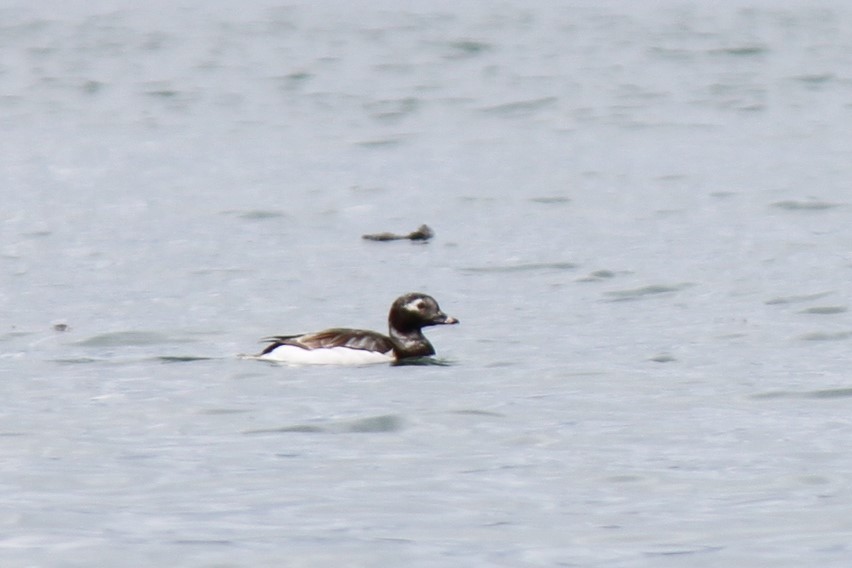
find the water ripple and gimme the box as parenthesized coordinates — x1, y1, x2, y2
(462, 261, 576, 274)
(529, 196, 571, 204)
(75, 331, 194, 347)
(753, 387, 852, 400)
(577, 269, 625, 283)
(393, 357, 454, 367)
(799, 331, 852, 342)
(222, 209, 289, 220)
(799, 306, 847, 315)
(603, 283, 693, 302)
(157, 355, 214, 363)
(245, 414, 404, 435)
(765, 291, 833, 305)
(444, 39, 492, 59)
(479, 96, 559, 118)
(709, 45, 768, 57)
(645, 545, 725, 558)
(364, 97, 420, 121)
(771, 200, 843, 211)
(449, 409, 506, 418)
(807, 388, 852, 399)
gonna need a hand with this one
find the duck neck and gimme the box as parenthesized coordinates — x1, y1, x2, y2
(389, 327, 435, 358)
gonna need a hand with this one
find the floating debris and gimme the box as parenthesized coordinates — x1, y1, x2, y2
(362, 224, 434, 242)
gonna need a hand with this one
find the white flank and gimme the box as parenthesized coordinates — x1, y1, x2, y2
(256, 345, 394, 366)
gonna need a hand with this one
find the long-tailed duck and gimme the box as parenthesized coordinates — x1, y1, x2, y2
(362, 224, 434, 242)
(253, 292, 458, 365)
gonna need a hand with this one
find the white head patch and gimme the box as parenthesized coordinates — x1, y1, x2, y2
(405, 298, 427, 312)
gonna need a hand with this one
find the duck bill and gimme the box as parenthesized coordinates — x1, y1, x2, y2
(435, 313, 459, 325)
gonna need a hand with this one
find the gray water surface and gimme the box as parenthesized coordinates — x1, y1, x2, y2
(3, 1, 852, 566)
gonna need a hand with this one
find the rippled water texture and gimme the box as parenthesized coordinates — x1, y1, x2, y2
(3, 1, 852, 566)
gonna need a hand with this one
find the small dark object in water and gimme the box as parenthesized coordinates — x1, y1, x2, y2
(53, 322, 70, 332)
(362, 224, 434, 242)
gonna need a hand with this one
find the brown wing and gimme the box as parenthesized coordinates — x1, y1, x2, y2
(260, 328, 394, 355)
